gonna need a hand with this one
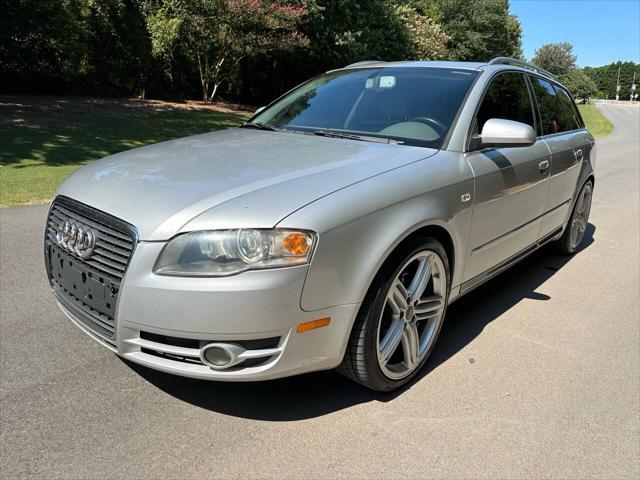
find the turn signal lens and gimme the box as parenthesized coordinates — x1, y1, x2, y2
(283, 232, 310, 256)
(296, 317, 331, 333)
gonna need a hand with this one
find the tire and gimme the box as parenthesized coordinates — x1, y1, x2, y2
(557, 180, 593, 255)
(338, 237, 451, 392)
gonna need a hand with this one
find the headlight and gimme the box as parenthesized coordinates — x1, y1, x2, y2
(153, 229, 317, 277)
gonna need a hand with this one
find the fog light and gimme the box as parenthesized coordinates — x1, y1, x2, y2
(203, 346, 232, 367)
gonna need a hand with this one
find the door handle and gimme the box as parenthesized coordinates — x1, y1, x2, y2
(574, 148, 583, 161)
(538, 160, 550, 172)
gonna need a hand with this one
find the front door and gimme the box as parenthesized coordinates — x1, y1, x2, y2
(463, 71, 551, 282)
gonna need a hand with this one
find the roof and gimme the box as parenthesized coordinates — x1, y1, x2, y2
(342, 60, 488, 71)
(341, 59, 558, 83)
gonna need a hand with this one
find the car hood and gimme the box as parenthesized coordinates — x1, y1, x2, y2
(56, 128, 437, 240)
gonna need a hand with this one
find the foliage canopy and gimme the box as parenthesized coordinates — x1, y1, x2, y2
(147, 0, 310, 102)
(1, 0, 526, 102)
(583, 61, 639, 100)
(558, 68, 599, 100)
(531, 42, 577, 76)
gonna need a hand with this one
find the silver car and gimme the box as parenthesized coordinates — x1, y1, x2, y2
(45, 57, 595, 391)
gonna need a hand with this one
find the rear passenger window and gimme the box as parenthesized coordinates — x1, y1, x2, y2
(528, 76, 572, 135)
(555, 86, 584, 130)
(475, 72, 535, 134)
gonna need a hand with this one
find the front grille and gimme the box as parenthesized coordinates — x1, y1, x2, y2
(139, 331, 281, 351)
(45, 196, 137, 340)
(46, 202, 134, 281)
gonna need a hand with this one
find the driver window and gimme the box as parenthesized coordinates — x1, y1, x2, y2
(474, 72, 536, 136)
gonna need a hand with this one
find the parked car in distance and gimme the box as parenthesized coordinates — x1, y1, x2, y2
(45, 57, 594, 391)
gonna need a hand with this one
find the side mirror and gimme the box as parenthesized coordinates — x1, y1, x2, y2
(480, 118, 536, 148)
(254, 106, 266, 115)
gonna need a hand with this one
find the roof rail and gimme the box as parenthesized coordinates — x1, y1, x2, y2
(345, 60, 384, 68)
(488, 57, 557, 80)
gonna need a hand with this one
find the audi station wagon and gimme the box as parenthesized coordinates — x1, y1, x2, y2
(45, 57, 595, 391)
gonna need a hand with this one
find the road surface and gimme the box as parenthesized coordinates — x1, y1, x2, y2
(1, 103, 638, 479)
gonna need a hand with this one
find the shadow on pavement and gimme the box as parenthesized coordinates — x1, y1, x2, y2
(126, 224, 595, 421)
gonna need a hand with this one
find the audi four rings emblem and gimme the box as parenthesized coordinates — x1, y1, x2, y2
(55, 220, 96, 259)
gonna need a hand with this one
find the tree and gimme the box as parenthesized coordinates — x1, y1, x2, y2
(583, 61, 639, 99)
(297, 0, 431, 65)
(0, 0, 88, 87)
(86, 0, 152, 94)
(393, 4, 448, 60)
(435, 0, 522, 61)
(558, 68, 598, 100)
(147, 0, 310, 102)
(505, 12, 523, 59)
(531, 42, 576, 76)
(235, 0, 449, 103)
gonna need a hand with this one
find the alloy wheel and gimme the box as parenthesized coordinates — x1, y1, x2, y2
(376, 250, 447, 380)
(570, 183, 593, 249)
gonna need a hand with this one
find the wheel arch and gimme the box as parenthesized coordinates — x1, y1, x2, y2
(586, 173, 595, 187)
(355, 220, 458, 309)
(388, 224, 455, 281)
(569, 171, 595, 219)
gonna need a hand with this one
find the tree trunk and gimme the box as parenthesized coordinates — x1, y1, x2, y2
(208, 57, 226, 103)
(210, 81, 221, 103)
(202, 79, 209, 103)
(197, 52, 211, 103)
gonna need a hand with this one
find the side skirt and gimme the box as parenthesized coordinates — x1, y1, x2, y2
(455, 226, 563, 300)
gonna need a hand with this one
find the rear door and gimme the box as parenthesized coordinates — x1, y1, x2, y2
(528, 76, 590, 236)
(463, 71, 552, 282)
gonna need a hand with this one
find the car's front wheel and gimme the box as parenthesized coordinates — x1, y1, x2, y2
(339, 237, 450, 391)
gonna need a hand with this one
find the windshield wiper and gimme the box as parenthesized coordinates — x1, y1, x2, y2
(312, 130, 400, 144)
(241, 121, 280, 131)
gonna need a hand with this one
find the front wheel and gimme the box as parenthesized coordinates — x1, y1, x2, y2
(338, 238, 450, 391)
(557, 181, 593, 255)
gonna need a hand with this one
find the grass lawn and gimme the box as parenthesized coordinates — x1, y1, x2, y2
(578, 104, 614, 139)
(0, 97, 250, 207)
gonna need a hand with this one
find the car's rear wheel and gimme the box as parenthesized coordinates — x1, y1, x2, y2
(557, 180, 593, 255)
(338, 237, 450, 391)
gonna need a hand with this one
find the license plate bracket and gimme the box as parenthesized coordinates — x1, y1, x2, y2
(47, 243, 118, 320)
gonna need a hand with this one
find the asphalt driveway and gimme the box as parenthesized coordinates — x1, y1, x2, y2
(1, 103, 638, 479)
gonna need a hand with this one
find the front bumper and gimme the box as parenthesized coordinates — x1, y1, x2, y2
(54, 241, 360, 381)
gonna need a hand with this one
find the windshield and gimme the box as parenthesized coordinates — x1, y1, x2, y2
(252, 67, 478, 148)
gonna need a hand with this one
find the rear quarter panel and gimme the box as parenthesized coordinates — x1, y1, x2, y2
(542, 129, 595, 235)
